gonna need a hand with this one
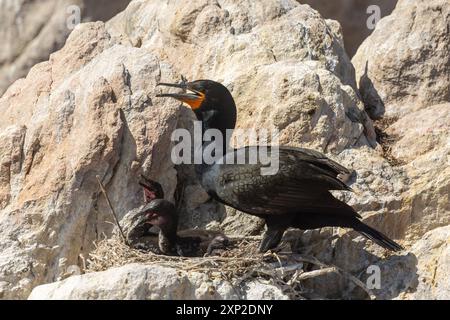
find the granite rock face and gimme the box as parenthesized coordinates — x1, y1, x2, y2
(399, 225, 450, 300)
(350, 0, 450, 243)
(106, 0, 379, 234)
(299, 0, 398, 57)
(0, 0, 448, 300)
(0, 0, 131, 96)
(28, 263, 289, 300)
(340, 0, 449, 300)
(0, 22, 182, 299)
(352, 0, 450, 118)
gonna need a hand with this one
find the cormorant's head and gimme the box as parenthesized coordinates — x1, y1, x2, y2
(139, 175, 164, 202)
(156, 80, 237, 135)
(137, 199, 177, 232)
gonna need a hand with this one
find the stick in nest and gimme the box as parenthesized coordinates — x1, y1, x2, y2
(96, 175, 128, 244)
(288, 254, 375, 300)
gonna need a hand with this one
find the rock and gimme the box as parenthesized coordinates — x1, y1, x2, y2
(0, 21, 181, 299)
(312, 224, 450, 300)
(389, 103, 449, 164)
(399, 225, 450, 300)
(388, 103, 450, 240)
(352, 0, 450, 118)
(27, 263, 288, 300)
(0, 0, 449, 300)
(221, 207, 266, 236)
(108, 0, 355, 86)
(0, 0, 131, 96)
(293, 0, 450, 299)
(107, 0, 378, 230)
(1, 0, 379, 299)
(242, 280, 290, 300)
(350, 0, 450, 241)
(301, 102, 450, 298)
(299, 0, 398, 57)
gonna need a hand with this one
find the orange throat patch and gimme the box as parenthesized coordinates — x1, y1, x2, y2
(182, 92, 205, 110)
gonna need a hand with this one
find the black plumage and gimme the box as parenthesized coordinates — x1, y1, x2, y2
(157, 80, 403, 253)
(129, 176, 229, 256)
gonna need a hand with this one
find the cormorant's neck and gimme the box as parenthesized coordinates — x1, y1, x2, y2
(158, 230, 177, 254)
(194, 128, 232, 177)
(158, 215, 178, 254)
(194, 102, 236, 175)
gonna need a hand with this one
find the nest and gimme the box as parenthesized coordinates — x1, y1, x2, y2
(87, 235, 262, 276)
(86, 234, 375, 300)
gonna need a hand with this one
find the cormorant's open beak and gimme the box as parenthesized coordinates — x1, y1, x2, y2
(156, 82, 205, 110)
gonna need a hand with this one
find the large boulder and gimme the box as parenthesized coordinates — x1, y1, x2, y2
(351, 0, 450, 241)
(299, 0, 398, 57)
(0, 0, 448, 300)
(399, 225, 450, 300)
(388, 103, 450, 239)
(0, 0, 131, 96)
(28, 263, 289, 300)
(106, 0, 381, 233)
(352, 0, 450, 118)
(340, 0, 450, 300)
(0, 22, 181, 299)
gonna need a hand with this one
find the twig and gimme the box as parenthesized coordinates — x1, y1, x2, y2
(227, 235, 263, 242)
(289, 254, 375, 300)
(79, 254, 87, 273)
(96, 175, 127, 244)
(296, 267, 337, 281)
(268, 251, 285, 276)
(274, 263, 303, 274)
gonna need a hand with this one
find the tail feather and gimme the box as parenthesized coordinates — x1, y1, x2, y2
(354, 221, 403, 252)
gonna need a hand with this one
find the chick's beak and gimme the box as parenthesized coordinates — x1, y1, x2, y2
(138, 213, 158, 228)
(156, 82, 205, 110)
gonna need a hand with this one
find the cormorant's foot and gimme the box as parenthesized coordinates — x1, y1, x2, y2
(259, 228, 285, 253)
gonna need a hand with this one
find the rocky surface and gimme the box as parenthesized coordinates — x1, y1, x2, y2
(388, 103, 450, 240)
(399, 225, 450, 300)
(0, 0, 131, 96)
(300, 0, 398, 57)
(352, 0, 450, 118)
(0, 21, 182, 299)
(107, 0, 383, 235)
(28, 263, 289, 300)
(0, 0, 448, 300)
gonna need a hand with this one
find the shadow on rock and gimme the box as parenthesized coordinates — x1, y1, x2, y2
(284, 228, 418, 299)
(359, 61, 386, 120)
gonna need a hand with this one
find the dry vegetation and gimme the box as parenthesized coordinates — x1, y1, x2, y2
(86, 234, 375, 300)
(374, 116, 404, 166)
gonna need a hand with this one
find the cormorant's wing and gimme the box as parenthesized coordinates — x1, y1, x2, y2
(277, 146, 355, 190)
(212, 146, 358, 217)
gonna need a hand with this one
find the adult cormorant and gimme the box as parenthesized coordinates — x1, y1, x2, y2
(156, 80, 403, 252)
